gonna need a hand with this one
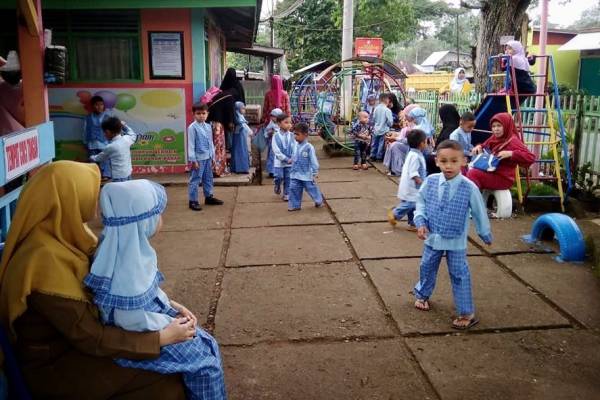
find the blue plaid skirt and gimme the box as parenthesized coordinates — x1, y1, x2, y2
(116, 328, 226, 400)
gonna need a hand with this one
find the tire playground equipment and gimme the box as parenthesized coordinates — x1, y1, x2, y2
(290, 72, 323, 134)
(523, 213, 586, 262)
(313, 57, 408, 153)
(482, 189, 513, 219)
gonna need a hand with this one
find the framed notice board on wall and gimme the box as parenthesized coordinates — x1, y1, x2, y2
(148, 31, 184, 79)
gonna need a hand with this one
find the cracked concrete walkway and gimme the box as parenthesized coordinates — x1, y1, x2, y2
(139, 138, 600, 400)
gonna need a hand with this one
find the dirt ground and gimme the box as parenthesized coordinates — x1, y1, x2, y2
(143, 138, 600, 400)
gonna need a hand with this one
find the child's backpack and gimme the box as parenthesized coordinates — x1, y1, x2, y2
(200, 86, 222, 104)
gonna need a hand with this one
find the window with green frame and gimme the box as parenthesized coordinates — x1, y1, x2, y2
(44, 10, 142, 82)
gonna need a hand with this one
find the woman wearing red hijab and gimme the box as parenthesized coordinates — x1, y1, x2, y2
(467, 112, 535, 190)
(262, 75, 291, 124)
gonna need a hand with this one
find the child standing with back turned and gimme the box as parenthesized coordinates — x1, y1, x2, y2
(89, 117, 137, 182)
(412, 139, 492, 330)
(370, 93, 393, 161)
(288, 122, 323, 211)
(271, 113, 295, 201)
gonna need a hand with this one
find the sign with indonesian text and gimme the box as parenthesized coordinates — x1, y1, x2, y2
(354, 37, 384, 58)
(3, 128, 40, 181)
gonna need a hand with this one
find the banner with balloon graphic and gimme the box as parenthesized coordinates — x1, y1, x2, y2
(49, 87, 187, 173)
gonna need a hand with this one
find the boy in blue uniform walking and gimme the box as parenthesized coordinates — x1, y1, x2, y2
(187, 103, 224, 211)
(288, 122, 323, 211)
(413, 139, 492, 330)
(83, 95, 111, 179)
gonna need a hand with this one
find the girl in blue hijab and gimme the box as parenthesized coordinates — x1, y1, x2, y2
(408, 107, 436, 153)
(230, 101, 251, 174)
(85, 179, 226, 400)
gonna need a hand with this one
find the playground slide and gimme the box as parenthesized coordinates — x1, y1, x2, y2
(473, 95, 517, 145)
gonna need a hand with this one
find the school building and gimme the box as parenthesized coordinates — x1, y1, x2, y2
(1, 0, 263, 174)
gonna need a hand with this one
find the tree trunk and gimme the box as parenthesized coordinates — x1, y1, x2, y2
(474, 0, 531, 93)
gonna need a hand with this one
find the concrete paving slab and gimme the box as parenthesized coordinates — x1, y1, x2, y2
(236, 185, 309, 203)
(364, 258, 569, 334)
(222, 339, 436, 400)
(136, 168, 256, 187)
(318, 156, 354, 169)
(226, 225, 352, 266)
(343, 222, 482, 259)
(469, 215, 556, 254)
(318, 168, 390, 183)
(161, 268, 216, 326)
(232, 202, 334, 228)
(499, 253, 600, 331)
(328, 197, 398, 223)
(161, 187, 235, 231)
(215, 263, 394, 344)
(406, 329, 600, 400)
(152, 230, 225, 270)
(320, 180, 397, 199)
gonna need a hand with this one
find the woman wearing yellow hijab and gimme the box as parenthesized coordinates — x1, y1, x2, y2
(0, 161, 190, 399)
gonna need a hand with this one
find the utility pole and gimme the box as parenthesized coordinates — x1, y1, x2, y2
(456, 13, 460, 68)
(341, 0, 353, 122)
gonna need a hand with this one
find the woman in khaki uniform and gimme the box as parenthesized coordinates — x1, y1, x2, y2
(0, 161, 194, 399)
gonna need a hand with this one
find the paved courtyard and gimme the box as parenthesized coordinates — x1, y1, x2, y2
(144, 141, 600, 400)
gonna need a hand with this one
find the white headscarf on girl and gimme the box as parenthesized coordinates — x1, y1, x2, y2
(506, 40, 530, 72)
(408, 107, 435, 138)
(84, 179, 168, 326)
(450, 68, 467, 93)
(235, 101, 251, 136)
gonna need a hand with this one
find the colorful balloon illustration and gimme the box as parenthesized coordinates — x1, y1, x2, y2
(62, 99, 87, 115)
(93, 90, 117, 109)
(76, 90, 93, 112)
(116, 93, 137, 112)
(141, 90, 182, 108)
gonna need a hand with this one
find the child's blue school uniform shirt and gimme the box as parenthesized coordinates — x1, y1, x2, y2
(187, 121, 215, 162)
(90, 125, 138, 179)
(290, 139, 319, 181)
(83, 111, 110, 150)
(372, 103, 393, 136)
(272, 130, 296, 168)
(414, 173, 492, 250)
(449, 127, 474, 156)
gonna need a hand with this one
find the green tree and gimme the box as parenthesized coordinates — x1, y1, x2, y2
(568, 2, 600, 29)
(274, 0, 341, 73)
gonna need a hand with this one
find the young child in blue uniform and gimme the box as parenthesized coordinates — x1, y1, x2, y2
(265, 108, 283, 177)
(413, 139, 493, 330)
(89, 117, 138, 182)
(187, 103, 224, 211)
(83, 95, 111, 179)
(370, 93, 393, 161)
(84, 179, 226, 400)
(271, 113, 296, 201)
(288, 122, 323, 211)
(350, 111, 372, 170)
(449, 111, 476, 159)
(387, 129, 427, 230)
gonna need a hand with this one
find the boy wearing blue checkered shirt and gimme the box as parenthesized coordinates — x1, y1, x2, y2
(187, 103, 224, 211)
(272, 113, 296, 201)
(413, 139, 492, 330)
(288, 122, 324, 211)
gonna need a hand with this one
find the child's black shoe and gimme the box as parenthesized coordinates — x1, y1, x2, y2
(205, 196, 224, 205)
(189, 201, 203, 211)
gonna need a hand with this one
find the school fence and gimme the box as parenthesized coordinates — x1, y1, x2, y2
(409, 92, 600, 179)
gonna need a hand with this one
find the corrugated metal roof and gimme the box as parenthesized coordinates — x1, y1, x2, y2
(558, 32, 600, 51)
(421, 51, 450, 66)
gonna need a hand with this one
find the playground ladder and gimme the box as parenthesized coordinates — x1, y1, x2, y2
(485, 54, 572, 211)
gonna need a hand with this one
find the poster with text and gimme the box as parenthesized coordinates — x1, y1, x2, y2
(49, 87, 187, 173)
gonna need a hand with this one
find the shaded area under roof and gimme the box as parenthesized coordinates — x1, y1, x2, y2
(228, 44, 284, 58)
